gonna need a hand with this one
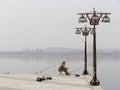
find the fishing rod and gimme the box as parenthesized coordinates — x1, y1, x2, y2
(70, 63, 92, 73)
(35, 63, 59, 74)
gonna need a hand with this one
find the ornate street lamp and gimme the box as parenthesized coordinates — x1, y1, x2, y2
(77, 8, 111, 86)
(75, 26, 93, 75)
(79, 14, 87, 23)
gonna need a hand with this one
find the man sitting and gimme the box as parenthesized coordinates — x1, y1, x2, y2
(58, 61, 70, 75)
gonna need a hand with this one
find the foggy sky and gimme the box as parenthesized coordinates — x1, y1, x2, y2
(0, 0, 119, 51)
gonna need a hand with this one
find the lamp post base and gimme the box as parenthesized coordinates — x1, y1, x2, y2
(90, 79, 100, 86)
(83, 70, 88, 75)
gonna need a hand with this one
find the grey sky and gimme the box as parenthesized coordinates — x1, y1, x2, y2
(0, 0, 119, 51)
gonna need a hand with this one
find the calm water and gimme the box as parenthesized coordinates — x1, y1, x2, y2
(0, 54, 119, 90)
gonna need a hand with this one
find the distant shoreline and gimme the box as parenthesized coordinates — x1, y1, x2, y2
(0, 49, 120, 56)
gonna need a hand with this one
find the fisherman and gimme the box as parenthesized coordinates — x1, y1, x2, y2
(58, 61, 70, 75)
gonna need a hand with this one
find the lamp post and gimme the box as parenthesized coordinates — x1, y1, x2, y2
(77, 8, 111, 86)
(75, 26, 92, 75)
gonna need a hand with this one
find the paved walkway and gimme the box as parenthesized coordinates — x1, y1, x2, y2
(0, 73, 103, 90)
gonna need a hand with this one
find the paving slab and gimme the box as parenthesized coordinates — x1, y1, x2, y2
(0, 74, 103, 90)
